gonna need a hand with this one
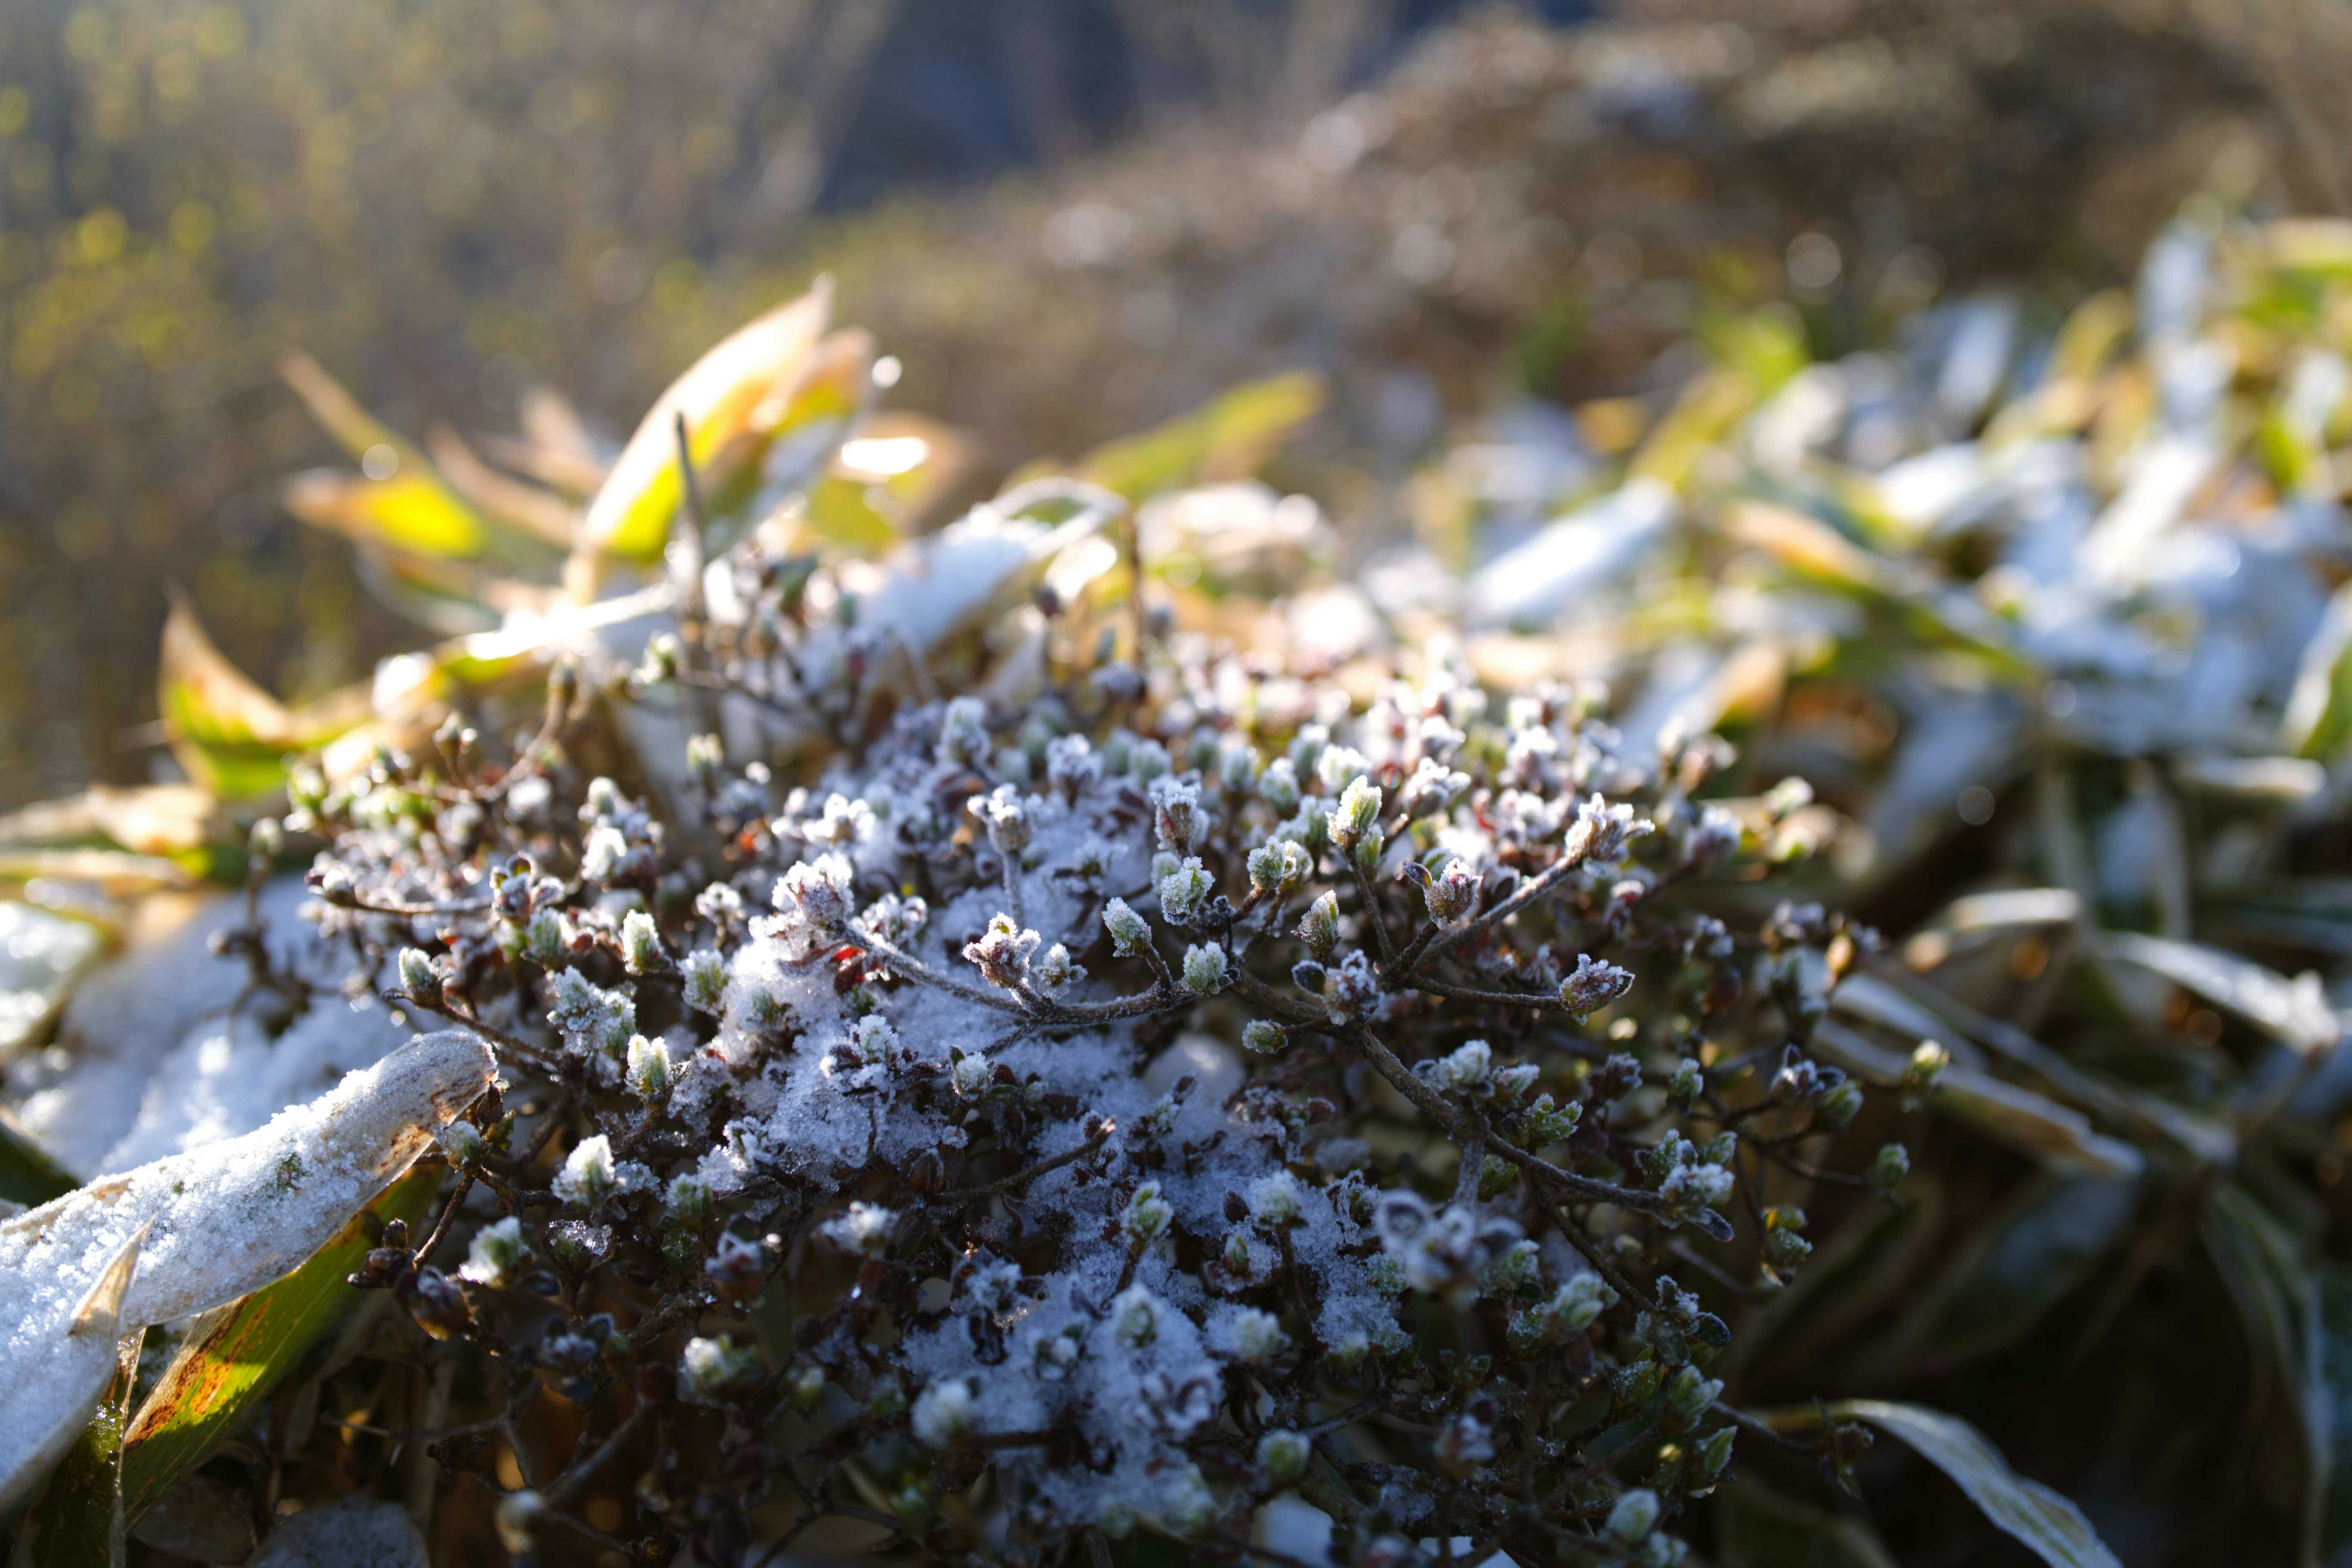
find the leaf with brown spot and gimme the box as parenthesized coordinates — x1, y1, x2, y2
(119, 1169, 437, 1523)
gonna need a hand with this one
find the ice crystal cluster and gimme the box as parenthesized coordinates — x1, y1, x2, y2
(289, 519, 1893, 1564)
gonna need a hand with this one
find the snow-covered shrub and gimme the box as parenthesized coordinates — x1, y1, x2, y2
(287, 505, 1899, 1563)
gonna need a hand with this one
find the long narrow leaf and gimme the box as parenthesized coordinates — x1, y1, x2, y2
(120, 1168, 438, 1521)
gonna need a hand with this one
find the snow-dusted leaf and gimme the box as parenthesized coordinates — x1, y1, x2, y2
(0, 901, 105, 1064)
(2101, 930, 2342, 1057)
(1813, 1020, 2143, 1179)
(1819, 1401, 2120, 1568)
(1466, 478, 1674, 630)
(15, 1321, 142, 1559)
(0, 1223, 143, 1515)
(121, 1169, 439, 1521)
(0, 1031, 492, 1510)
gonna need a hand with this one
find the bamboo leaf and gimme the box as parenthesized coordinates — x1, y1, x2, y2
(156, 600, 371, 801)
(1812, 1020, 2144, 1179)
(1074, 371, 1324, 502)
(581, 283, 845, 563)
(2101, 930, 2343, 1057)
(278, 352, 492, 559)
(0, 902, 106, 1065)
(119, 1169, 437, 1522)
(1771, 1401, 2122, 1568)
(15, 1325, 143, 1564)
(0, 1033, 492, 1510)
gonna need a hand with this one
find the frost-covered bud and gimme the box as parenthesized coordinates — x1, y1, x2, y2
(963, 914, 1041, 989)
(1257, 756, 1300, 813)
(1762, 1223, 1813, 1276)
(398, 947, 442, 1005)
(1814, 1076, 1864, 1128)
(1153, 1465, 1216, 1540)
(523, 909, 565, 968)
(680, 1335, 760, 1402)
(1668, 1058, 1703, 1107)
(685, 731, 723, 791)
(951, 1052, 994, 1099)
(638, 632, 680, 684)
(496, 1491, 545, 1554)
(1156, 857, 1214, 925)
(1904, 1039, 1950, 1096)
(937, 695, 990, 765)
(1112, 1284, 1159, 1346)
(1296, 890, 1340, 958)
(1559, 952, 1635, 1017)
(1045, 733, 1101, 797)
(459, 1215, 532, 1287)
(620, 909, 664, 974)
(626, 1034, 673, 1104)
(1241, 1019, 1286, 1055)
(1396, 755, 1469, 820)
(1326, 775, 1382, 851)
(1422, 856, 1482, 923)
(1147, 780, 1204, 851)
(1182, 943, 1229, 996)
(1102, 897, 1150, 957)
(1247, 837, 1311, 895)
(1435, 1412, 1497, 1472)
(682, 949, 726, 1014)
(1314, 743, 1366, 794)
(1665, 1363, 1724, 1426)
(1606, 1488, 1662, 1546)
(971, 783, 1032, 854)
(1422, 1038, 1494, 1097)
(1128, 737, 1172, 782)
(1869, 1142, 1912, 1196)
(1124, 1182, 1175, 1245)
(1216, 1306, 1290, 1364)
(1480, 1238, 1542, 1297)
(579, 823, 630, 884)
(820, 1202, 897, 1257)
(1256, 1428, 1310, 1485)
(1524, 1093, 1583, 1145)
(775, 853, 855, 932)
(439, 1119, 484, 1167)
(1222, 1229, 1256, 1276)
(1553, 1272, 1618, 1333)
(1246, 1171, 1303, 1227)
(911, 1379, 978, 1448)
(1566, 793, 1655, 865)
(1217, 740, 1259, 794)
(554, 1135, 617, 1207)
(665, 1174, 712, 1229)
(1695, 1423, 1738, 1478)
(1033, 943, 1083, 995)
(1320, 949, 1382, 1023)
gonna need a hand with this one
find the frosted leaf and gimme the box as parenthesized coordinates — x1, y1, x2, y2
(0, 1030, 492, 1508)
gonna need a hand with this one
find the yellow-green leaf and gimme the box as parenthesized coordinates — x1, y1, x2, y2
(1074, 371, 1324, 502)
(581, 282, 843, 563)
(156, 600, 371, 801)
(279, 352, 491, 559)
(119, 1169, 438, 1523)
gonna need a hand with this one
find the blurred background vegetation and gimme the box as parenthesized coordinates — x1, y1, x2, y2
(1, 0, 2348, 811)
